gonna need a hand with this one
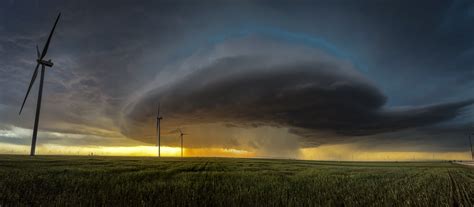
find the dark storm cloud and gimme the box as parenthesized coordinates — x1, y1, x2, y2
(121, 43, 473, 144)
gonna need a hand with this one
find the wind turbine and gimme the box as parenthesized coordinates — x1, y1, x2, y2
(19, 13, 61, 156)
(178, 128, 187, 158)
(156, 104, 163, 157)
(469, 133, 473, 161)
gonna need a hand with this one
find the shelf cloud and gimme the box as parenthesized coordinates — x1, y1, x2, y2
(121, 37, 473, 146)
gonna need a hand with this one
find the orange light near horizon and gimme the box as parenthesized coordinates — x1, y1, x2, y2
(0, 143, 471, 160)
(184, 147, 256, 158)
(300, 145, 472, 161)
(0, 143, 256, 158)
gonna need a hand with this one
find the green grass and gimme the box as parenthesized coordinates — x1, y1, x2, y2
(0, 155, 473, 206)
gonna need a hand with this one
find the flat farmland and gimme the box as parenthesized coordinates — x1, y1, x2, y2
(0, 155, 472, 206)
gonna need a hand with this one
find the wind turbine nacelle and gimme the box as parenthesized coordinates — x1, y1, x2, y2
(37, 59, 54, 67)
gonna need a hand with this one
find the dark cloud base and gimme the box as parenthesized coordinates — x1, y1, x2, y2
(121, 54, 473, 144)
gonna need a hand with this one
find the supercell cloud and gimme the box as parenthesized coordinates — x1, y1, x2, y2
(121, 37, 473, 146)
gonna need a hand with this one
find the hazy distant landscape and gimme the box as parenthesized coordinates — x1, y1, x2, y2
(0, 155, 472, 206)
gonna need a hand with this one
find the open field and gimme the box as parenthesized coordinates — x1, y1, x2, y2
(0, 155, 473, 206)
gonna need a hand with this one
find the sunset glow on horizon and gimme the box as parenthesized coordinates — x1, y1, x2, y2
(0, 142, 471, 161)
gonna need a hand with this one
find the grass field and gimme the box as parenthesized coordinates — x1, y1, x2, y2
(0, 155, 473, 206)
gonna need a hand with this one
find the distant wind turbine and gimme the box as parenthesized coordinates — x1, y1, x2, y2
(178, 128, 187, 158)
(156, 104, 163, 157)
(469, 133, 473, 161)
(19, 13, 61, 156)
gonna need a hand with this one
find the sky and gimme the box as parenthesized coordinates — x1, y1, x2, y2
(1, 0, 474, 160)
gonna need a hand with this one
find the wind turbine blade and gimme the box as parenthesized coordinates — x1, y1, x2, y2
(36, 45, 40, 58)
(40, 13, 61, 59)
(178, 128, 182, 134)
(19, 63, 40, 114)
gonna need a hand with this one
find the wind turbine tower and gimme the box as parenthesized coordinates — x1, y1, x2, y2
(156, 104, 163, 157)
(19, 13, 61, 156)
(469, 133, 473, 161)
(178, 128, 186, 158)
